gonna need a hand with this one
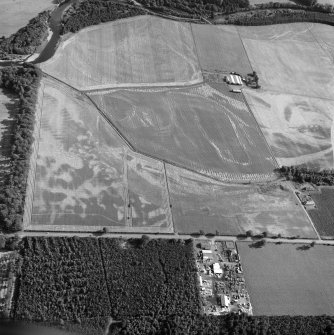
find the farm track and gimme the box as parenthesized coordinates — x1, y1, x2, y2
(42, 72, 278, 185)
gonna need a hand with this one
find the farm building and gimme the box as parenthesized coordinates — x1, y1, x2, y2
(213, 263, 223, 274)
(202, 250, 213, 260)
(219, 294, 231, 307)
(226, 74, 243, 85)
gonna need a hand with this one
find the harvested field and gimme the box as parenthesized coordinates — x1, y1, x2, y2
(41, 16, 202, 90)
(167, 165, 317, 238)
(241, 36, 334, 99)
(0, 0, 54, 38)
(90, 84, 276, 181)
(307, 22, 334, 60)
(191, 24, 252, 75)
(245, 89, 334, 170)
(308, 188, 334, 238)
(237, 242, 334, 315)
(26, 77, 172, 233)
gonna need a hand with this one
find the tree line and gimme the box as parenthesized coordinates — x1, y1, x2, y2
(0, 65, 41, 232)
(110, 313, 334, 335)
(0, 11, 50, 58)
(277, 166, 334, 185)
(61, 1, 147, 34)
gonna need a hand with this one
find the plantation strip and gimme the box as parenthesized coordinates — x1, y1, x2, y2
(0, 65, 41, 232)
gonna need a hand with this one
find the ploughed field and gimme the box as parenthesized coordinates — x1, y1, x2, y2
(238, 242, 334, 316)
(308, 188, 334, 239)
(41, 16, 202, 91)
(90, 83, 276, 181)
(25, 77, 173, 232)
(167, 166, 317, 238)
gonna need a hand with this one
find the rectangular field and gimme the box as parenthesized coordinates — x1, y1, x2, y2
(308, 188, 334, 238)
(191, 24, 252, 75)
(41, 16, 202, 91)
(241, 35, 334, 99)
(90, 83, 276, 181)
(237, 242, 334, 315)
(26, 77, 173, 232)
(245, 89, 334, 170)
(167, 165, 317, 238)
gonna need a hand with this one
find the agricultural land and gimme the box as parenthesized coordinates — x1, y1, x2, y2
(238, 242, 334, 316)
(25, 77, 173, 233)
(3, 1, 334, 332)
(166, 165, 316, 237)
(0, 0, 54, 38)
(41, 16, 202, 90)
(308, 188, 334, 239)
(90, 83, 275, 181)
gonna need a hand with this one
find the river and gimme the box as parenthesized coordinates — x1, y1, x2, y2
(31, 0, 77, 64)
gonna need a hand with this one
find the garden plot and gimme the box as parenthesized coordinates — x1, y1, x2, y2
(245, 89, 334, 170)
(167, 165, 316, 238)
(191, 24, 252, 75)
(238, 242, 334, 315)
(26, 77, 172, 233)
(41, 16, 202, 90)
(90, 84, 276, 181)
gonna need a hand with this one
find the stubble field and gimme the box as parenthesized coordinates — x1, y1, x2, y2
(308, 188, 334, 239)
(245, 90, 334, 169)
(26, 77, 173, 232)
(167, 165, 317, 238)
(238, 242, 334, 315)
(91, 83, 275, 181)
(238, 23, 334, 169)
(191, 24, 252, 75)
(41, 16, 202, 91)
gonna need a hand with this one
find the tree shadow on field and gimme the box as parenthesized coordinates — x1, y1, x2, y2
(296, 244, 311, 251)
(249, 240, 266, 248)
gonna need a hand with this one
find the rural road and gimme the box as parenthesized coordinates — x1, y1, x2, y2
(13, 231, 334, 246)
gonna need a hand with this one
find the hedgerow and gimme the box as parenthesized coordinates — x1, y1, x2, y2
(0, 65, 41, 232)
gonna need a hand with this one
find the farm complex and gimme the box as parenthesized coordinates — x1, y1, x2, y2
(2, 1, 334, 332)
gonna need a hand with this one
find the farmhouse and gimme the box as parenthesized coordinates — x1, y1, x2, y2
(226, 74, 243, 85)
(219, 294, 231, 307)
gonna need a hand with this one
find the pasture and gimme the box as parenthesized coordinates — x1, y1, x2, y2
(308, 188, 334, 238)
(26, 77, 173, 233)
(167, 165, 317, 238)
(237, 242, 334, 315)
(90, 83, 276, 181)
(245, 89, 334, 170)
(0, 0, 54, 38)
(41, 16, 202, 90)
(191, 24, 252, 75)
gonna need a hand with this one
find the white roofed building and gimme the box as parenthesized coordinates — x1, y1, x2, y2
(226, 74, 243, 85)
